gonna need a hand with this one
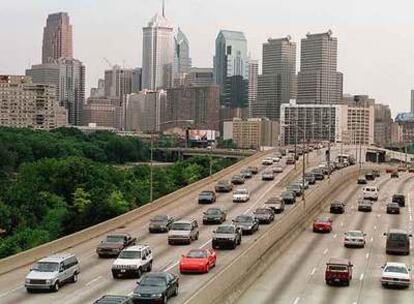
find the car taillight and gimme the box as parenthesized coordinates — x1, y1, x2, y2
(401, 279, 410, 282)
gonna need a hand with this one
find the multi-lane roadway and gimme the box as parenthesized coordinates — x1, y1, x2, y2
(237, 170, 414, 304)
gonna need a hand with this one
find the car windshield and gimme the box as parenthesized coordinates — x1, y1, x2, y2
(218, 181, 228, 185)
(235, 216, 252, 223)
(385, 266, 408, 274)
(187, 250, 207, 258)
(328, 265, 347, 271)
(235, 190, 247, 195)
(119, 250, 141, 259)
(255, 209, 269, 214)
(282, 192, 293, 197)
(32, 262, 59, 272)
(200, 191, 212, 196)
(140, 276, 166, 287)
(151, 215, 168, 222)
(317, 217, 330, 223)
(171, 223, 191, 231)
(266, 198, 280, 204)
(389, 233, 408, 241)
(105, 235, 125, 243)
(216, 226, 234, 234)
(347, 231, 363, 237)
(206, 209, 221, 215)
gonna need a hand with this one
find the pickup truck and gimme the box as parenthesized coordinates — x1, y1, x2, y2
(96, 233, 136, 258)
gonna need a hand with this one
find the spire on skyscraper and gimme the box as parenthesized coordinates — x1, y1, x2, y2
(162, 0, 165, 17)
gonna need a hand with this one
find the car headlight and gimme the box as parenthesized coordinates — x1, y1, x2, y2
(46, 279, 53, 284)
(152, 293, 163, 297)
(25, 279, 30, 284)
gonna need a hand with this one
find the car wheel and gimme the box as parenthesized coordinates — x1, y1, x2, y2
(163, 294, 168, 304)
(173, 284, 178, 296)
(52, 281, 59, 292)
(137, 267, 142, 278)
(195, 232, 199, 240)
(112, 272, 119, 279)
(26, 288, 34, 293)
(231, 241, 236, 249)
(148, 261, 153, 272)
(71, 272, 78, 283)
(205, 264, 210, 273)
(345, 280, 350, 286)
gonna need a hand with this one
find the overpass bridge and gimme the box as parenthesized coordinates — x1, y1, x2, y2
(0, 145, 413, 304)
(154, 147, 256, 159)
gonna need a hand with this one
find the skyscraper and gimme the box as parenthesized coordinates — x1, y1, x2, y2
(104, 66, 133, 101)
(142, 1, 174, 90)
(42, 12, 73, 63)
(253, 36, 296, 120)
(173, 27, 192, 86)
(247, 60, 258, 118)
(297, 30, 343, 105)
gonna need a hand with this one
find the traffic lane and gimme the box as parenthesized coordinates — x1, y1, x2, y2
(302, 175, 399, 304)
(236, 167, 371, 304)
(357, 173, 414, 304)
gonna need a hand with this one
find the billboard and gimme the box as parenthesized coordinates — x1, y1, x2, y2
(188, 130, 217, 141)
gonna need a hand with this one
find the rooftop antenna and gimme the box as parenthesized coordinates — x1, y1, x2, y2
(162, 0, 165, 17)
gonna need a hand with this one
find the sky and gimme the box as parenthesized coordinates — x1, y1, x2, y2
(1, 0, 414, 116)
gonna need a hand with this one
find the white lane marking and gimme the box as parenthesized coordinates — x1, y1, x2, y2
(310, 268, 316, 276)
(128, 292, 133, 296)
(374, 226, 377, 230)
(85, 276, 102, 287)
(370, 237, 374, 242)
(333, 234, 337, 239)
(341, 222, 344, 227)
(408, 192, 413, 221)
(323, 248, 328, 255)
(0, 286, 23, 298)
(366, 253, 370, 259)
(293, 297, 300, 304)
(359, 273, 364, 281)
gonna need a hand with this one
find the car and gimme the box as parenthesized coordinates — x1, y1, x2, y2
(280, 149, 287, 156)
(386, 202, 400, 214)
(398, 166, 407, 172)
(344, 230, 366, 248)
(358, 199, 373, 212)
(198, 190, 216, 204)
(132, 272, 178, 304)
(179, 249, 217, 274)
(232, 188, 250, 202)
(287, 184, 303, 197)
(357, 177, 367, 184)
(25, 254, 80, 292)
(385, 167, 395, 173)
(325, 258, 353, 286)
(296, 179, 309, 190)
(253, 208, 275, 224)
(264, 197, 285, 213)
(272, 156, 280, 162)
(262, 158, 273, 165)
(231, 175, 245, 185)
(381, 262, 411, 288)
(212, 224, 242, 249)
(281, 191, 296, 204)
(391, 171, 399, 178)
(111, 245, 153, 279)
(96, 233, 137, 258)
(273, 166, 284, 173)
(168, 220, 199, 245)
(203, 208, 227, 224)
(233, 215, 259, 235)
(94, 295, 133, 304)
(286, 156, 296, 165)
(247, 166, 259, 174)
(409, 167, 414, 173)
(365, 172, 375, 181)
(149, 215, 175, 233)
(392, 194, 406, 207)
(313, 216, 333, 233)
(262, 170, 275, 180)
(372, 170, 381, 178)
(330, 201, 345, 214)
(240, 169, 253, 179)
(214, 180, 233, 193)
(304, 173, 316, 185)
(384, 229, 412, 255)
(362, 186, 379, 201)
(311, 168, 324, 180)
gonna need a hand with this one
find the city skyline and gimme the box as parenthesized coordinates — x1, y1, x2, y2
(1, 0, 414, 115)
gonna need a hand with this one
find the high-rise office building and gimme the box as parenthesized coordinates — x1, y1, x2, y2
(142, 3, 174, 90)
(297, 31, 343, 105)
(184, 68, 215, 87)
(90, 79, 105, 98)
(253, 36, 296, 120)
(104, 66, 133, 101)
(42, 12, 73, 63)
(0, 75, 67, 129)
(26, 58, 85, 125)
(374, 103, 392, 147)
(81, 97, 122, 130)
(173, 28, 192, 86)
(165, 86, 220, 131)
(214, 30, 248, 109)
(247, 60, 258, 118)
(132, 68, 142, 93)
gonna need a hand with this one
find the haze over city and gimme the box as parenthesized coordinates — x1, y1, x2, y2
(1, 0, 414, 115)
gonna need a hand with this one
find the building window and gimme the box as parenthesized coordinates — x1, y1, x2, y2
(227, 46, 232, 55)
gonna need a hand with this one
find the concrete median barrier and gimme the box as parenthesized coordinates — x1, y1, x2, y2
(0, 150, 274, 275)
(184, 164, 380, 304)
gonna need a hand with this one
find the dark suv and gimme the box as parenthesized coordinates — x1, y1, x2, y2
(330, 201, 345, 214)
(392, 194, 406, 207)
(198, 191, 216, 204)
(94, 295, 133, 304)
(215, 180, 233, 193)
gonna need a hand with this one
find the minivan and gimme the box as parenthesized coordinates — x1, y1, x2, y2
(25, 253, 80, 292)
(384, 229, 412, 255)
(362, 186, 379, 201)
(168, 219, 199, 245)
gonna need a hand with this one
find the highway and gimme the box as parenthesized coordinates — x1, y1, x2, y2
(0, 147, 334, 304)
(237, 170, 414, 304)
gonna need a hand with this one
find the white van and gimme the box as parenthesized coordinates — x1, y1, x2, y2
(362, 186, 379, 201)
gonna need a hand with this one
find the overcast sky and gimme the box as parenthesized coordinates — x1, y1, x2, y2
(1, 0, 414, 116)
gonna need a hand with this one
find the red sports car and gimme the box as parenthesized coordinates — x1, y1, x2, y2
(313, 216, 333, 233)
(179, 249, 217, 274)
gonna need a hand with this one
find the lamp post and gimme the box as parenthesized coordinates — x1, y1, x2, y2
(149, 119, 194, 203)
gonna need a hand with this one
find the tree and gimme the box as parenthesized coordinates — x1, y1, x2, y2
(73, 188, 91, 214)
(107, 190, 130, 215)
